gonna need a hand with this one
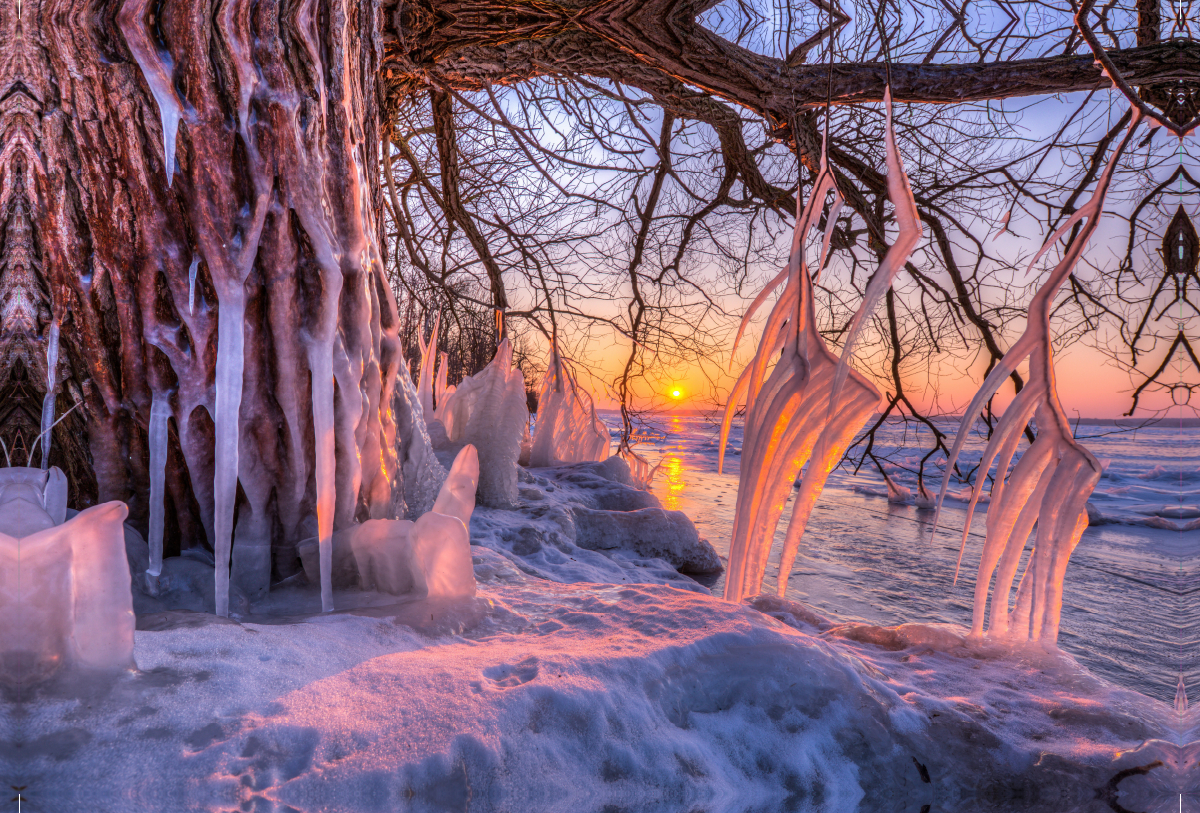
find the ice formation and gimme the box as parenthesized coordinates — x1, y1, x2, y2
(209, 196, 270, 617)
(619, 446, 662, 490)
(393, 365, 448, 518)
(437, 339, 528, 507)
(0, 469, 134, 683)
(720, 94, 922, 603)
(416, 313, 441, 422)
(433, 351, 451, 422)
(936, 109, 1144, 647)
(39, 319, 58, 468)
(147, 395, 170, 578)
(529, 342, 610, 467)
(338, 445, 478, 598)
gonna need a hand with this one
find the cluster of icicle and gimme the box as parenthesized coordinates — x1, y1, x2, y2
(121, 1, 402, 617)
(720, 88, 921, 604)
(528, 341, 610, 467)
(936, 109, 1144, 648)
(431, 339, 529, 507)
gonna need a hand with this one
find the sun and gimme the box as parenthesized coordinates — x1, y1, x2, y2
(670, 388, 682, 399)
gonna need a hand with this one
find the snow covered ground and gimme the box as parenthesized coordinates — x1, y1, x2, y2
(5, 575, 1188, 812)
(2, 455, 1194, 812)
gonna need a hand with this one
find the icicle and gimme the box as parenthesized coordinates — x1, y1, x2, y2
(188, 254, 199, 314)
(211, 194, 270, 617)
(416, 313, 440, 422)
(934, 109, 1143, 647)
(117, 0, 184, 185)
(146, 395, 170, 578)
(39, 320, 59, 469)
(824, 87, 922, 423)
(619, 446, 662, 490)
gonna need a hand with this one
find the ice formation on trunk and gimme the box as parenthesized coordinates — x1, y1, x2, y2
(117, 0, 184, 184)
(39, 319, 58, 468)
(0, 469, 134, 684)
(393, 365, 448, 518)
(720, 95, 921, 603)
(416, 314, 441, 422)
(437, 340, 528, 507)
(147, 395, 170, 578)
(936, 110, 1143, 647)
(529, 342, 610, 467)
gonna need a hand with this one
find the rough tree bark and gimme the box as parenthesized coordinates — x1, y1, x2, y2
(5, 0, 401, 602)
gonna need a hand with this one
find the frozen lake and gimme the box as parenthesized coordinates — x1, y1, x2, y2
(600, 410, 1198, 705)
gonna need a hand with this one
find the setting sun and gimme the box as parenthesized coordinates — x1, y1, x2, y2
(670, 389, 682, 399)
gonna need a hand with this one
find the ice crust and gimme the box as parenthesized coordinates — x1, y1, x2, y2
(529, 342, 610, 467)
(299, 446, 479, 600)
(0, 469, 134, 685)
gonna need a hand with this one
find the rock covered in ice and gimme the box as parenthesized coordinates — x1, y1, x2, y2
(571, 505, 722, 574)
(529, 342, 610, 466)
(0, 473, 135, 684)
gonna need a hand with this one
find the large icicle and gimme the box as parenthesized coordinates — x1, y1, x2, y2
(39, 320, 59, 468)
(210, 196, 270, 617)
(935, 109, 1143, 647)
(720, 112, 918, 603)
(529, 341, 610, 467)
(147, 395, 170, 578)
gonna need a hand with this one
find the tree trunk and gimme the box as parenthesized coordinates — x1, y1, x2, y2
(8, 0, 402, 602)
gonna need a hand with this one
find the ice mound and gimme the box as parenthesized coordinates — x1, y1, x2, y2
(298, 446, 478, 600)
(528, 341, 610, 466)
(470, 458, 721, 590)
(435, 339, 528, 507)
(0, 468, 134, 685)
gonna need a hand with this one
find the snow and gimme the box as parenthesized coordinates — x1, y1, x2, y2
(6, 577, 1179, 810)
